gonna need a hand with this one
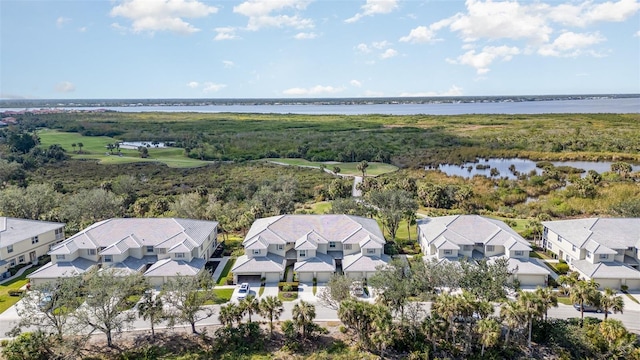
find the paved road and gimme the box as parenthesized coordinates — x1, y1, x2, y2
(2, 299, 639, 341)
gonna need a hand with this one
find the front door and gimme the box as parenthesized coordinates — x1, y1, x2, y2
(29, 251, 36, 264)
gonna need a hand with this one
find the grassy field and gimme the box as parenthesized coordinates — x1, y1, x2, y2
(0, 267, 38, 314)
(216, 259, 236, 286)
(266, 158, 398, 176)
(37, 129, 209, 168)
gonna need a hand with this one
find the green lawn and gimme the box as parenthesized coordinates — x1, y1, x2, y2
(211, 288, 234, 304)
(266, 158, 398, 176)
(0, 267, 39, 314)
(37, 129, 210, 168)
(216, 258, 236, 286)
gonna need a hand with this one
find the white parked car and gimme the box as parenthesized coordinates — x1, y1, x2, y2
(351, 281, 364, 297)
(238, 282, 250, 299)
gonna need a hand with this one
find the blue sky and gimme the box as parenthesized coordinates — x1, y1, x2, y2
(1, 0, 639, 99)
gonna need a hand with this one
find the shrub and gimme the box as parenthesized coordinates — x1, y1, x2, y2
(555, 263, 570, 274)
(8, 290, 24, 297)
(278, 282, 299, 291)
(226, 272, 234, 285)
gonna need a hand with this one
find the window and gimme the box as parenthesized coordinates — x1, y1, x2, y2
(329, 242, 336, 248)
(9, 259, 16, 267)
(56, 255, 65, 260)
(55, 228, 64, 240)
(486, 245, 495, 252)
(599, 254, 608, 260)
(18, 255, 24, 263)
(88, 249, 96, 256)
(7, 245, 13, 253)
(565, 255, 571, 263)
(344, 244, 352, 250)
(443, 249, 452, 255)
(586, 251, 592, 259)
(514, 251, 524, 256)
(464, 245, 472, 251)
(277, 244, 284, 250)
(299, 250, 306, 257)
(367, 249, 376, 254)
(558, 237, 563, 243)
(253, 249, 261, 255)
(146, 246, 154, 253)
(547, 243, 553, 249)
(572, 245, 577, 252)
(32, 236, 39, 244)
(175, 253, 185, 259)
(103, 255, 112, 262)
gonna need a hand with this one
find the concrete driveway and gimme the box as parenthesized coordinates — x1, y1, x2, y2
(259, 283, 279, 299)
(230, 282, 260, 303)
(298, 282, 317, 302)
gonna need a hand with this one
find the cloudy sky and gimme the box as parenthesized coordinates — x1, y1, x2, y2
(1, 0, 639, 99)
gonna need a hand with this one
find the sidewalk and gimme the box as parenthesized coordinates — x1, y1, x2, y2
(0, 263, 34, 286)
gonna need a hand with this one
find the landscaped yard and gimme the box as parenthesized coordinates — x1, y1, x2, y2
(38, 129, 210, 168)
(216, 259, 236, 286)
(0, 267, 38, 314)
(266, 158, 398, 176)
(211, 288, 234, 304)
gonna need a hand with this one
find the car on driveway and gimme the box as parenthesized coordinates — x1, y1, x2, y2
(573, 303, 602, 313)
(238, 283, 250, 300)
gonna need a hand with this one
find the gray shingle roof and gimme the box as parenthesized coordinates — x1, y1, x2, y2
(232, 253, 286, 274)
(294, 252, 335, 272)
(27, 257, 96, 280)
(342, 253, 390, 273)
(502, 257, 550, 276)
(572, 260, 640, 280)
(542, 218, 640, 250)
(144, 258, 206, 277)
(0, 217, 64, 248)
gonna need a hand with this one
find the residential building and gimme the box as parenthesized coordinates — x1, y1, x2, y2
(542, 218, 640, 290)
(0, 217, 65, 278)
(28, 218, 218, 287)
(232, 214, 389, 283)
(417, 215, 550, 286)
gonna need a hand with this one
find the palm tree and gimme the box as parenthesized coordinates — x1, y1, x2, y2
(557, 271, 579, 295)
(259, 296, 284, 335)
(71, 143, 77, 153)
(535, 286, 558, 321)
(370, 306, 393, 357)
(292, 300, 316, 339)
(476, 318, 501, 357)
(137, 292, 164, 338)
(218, 303, 236, 327)
(599, 319, 628, 349)
(600, 288, 624, 320)
(77, 142, 83, 154)
(431, 292, 459, 343)
(569, 280, 599, 324)
(500, 299, 522, 346)
(517, 290, 544, 348)
(239, 294, 260, 323)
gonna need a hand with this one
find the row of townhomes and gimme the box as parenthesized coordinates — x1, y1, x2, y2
(543, 218, 640, 290)
(417, 215, 551, 287)
(231, 214, 390, 283)
(2, 213, 638, 291)
(28, 218, 218, 287)
(0, 217, 65, 278)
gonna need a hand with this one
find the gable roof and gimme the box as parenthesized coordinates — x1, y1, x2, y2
(50, 218, 217, 255)
(418, 215, 529, 250)
(542, 218, 640, 250)
(144, 258, 206, 277)
(572, 260, 640, 280)
(244, 214, 384, 248)
(343, 253, 391, 273)
(232, 253, 286, 274)
(0, 217, 65, 248)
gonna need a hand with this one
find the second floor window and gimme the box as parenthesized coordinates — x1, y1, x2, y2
(572, 245, 577, 252)
(88, 249, 96, 255)
(277, 244, 284, 250)
(253, 249, 261, 255)
(599, 254, 608, 259)
(514, 251, 524, 256)
(299, 250, 306, 257)
(175, 253, 185, 258)
(7, 245, 13, 253)
(329, 242, 336, 248)
(486, 245, 495, 252)
(55, 228, 64, 239)
(103, 255, 112, 262)
(344, 244, 352, 250)
(367, 249, 376, 254)
(32, 236, 39, 244)
(56, 255, 65, 260)
(443, 249, 452, 255)
(146, 246, 154, 253)
(586, 251, 592, 258)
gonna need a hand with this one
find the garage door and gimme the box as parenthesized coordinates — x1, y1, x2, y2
(147, 276, 165, 289)
(298, 272, 313, 282)
(316, 272, 332, 283)
(595, 278, 620, 290)
(346, 271, 363, 280)
(517, 275, 544, 287)
(625, 279, 640, 291)
(265, 272, 281, 283)
(237, 275, 262, 284)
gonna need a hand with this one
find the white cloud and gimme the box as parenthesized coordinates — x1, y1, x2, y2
(372, 40, 392, 49)
(203, 82, 226, 92)
(110, 0, 218, 34)
(400, 85, 464, 97)
(399, 25, 438, 43)
(380, 48, 398, 59)
(78, 26, 87, 32)
(445, 0, 552, 44)
(282, 85, 345, 96)
(294, 32, 317, 40)
(356, 43, 371, 53)
(187, 81, 199, 88)
(345, 0, 399, 23)
(548, 0, 640, 27)
(350, 80, 362, 87)
(635, 30, 640, 37)
(214, 27, 239, 40)
(222, 60, 235, 68)
(111, 22, 128, 34)
(448, 45, 520, 74)
(234, 0, 314, 31)
(56, 17, 71, 28)
(538, 31, 606, 57)
(55, 81, 76, 93)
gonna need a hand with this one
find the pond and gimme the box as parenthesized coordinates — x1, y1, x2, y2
(433, 158, 640, 180)
(118, 141, 171, 150)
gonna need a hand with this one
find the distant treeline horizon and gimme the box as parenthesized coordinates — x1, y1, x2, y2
(1, 93, 639, 109)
